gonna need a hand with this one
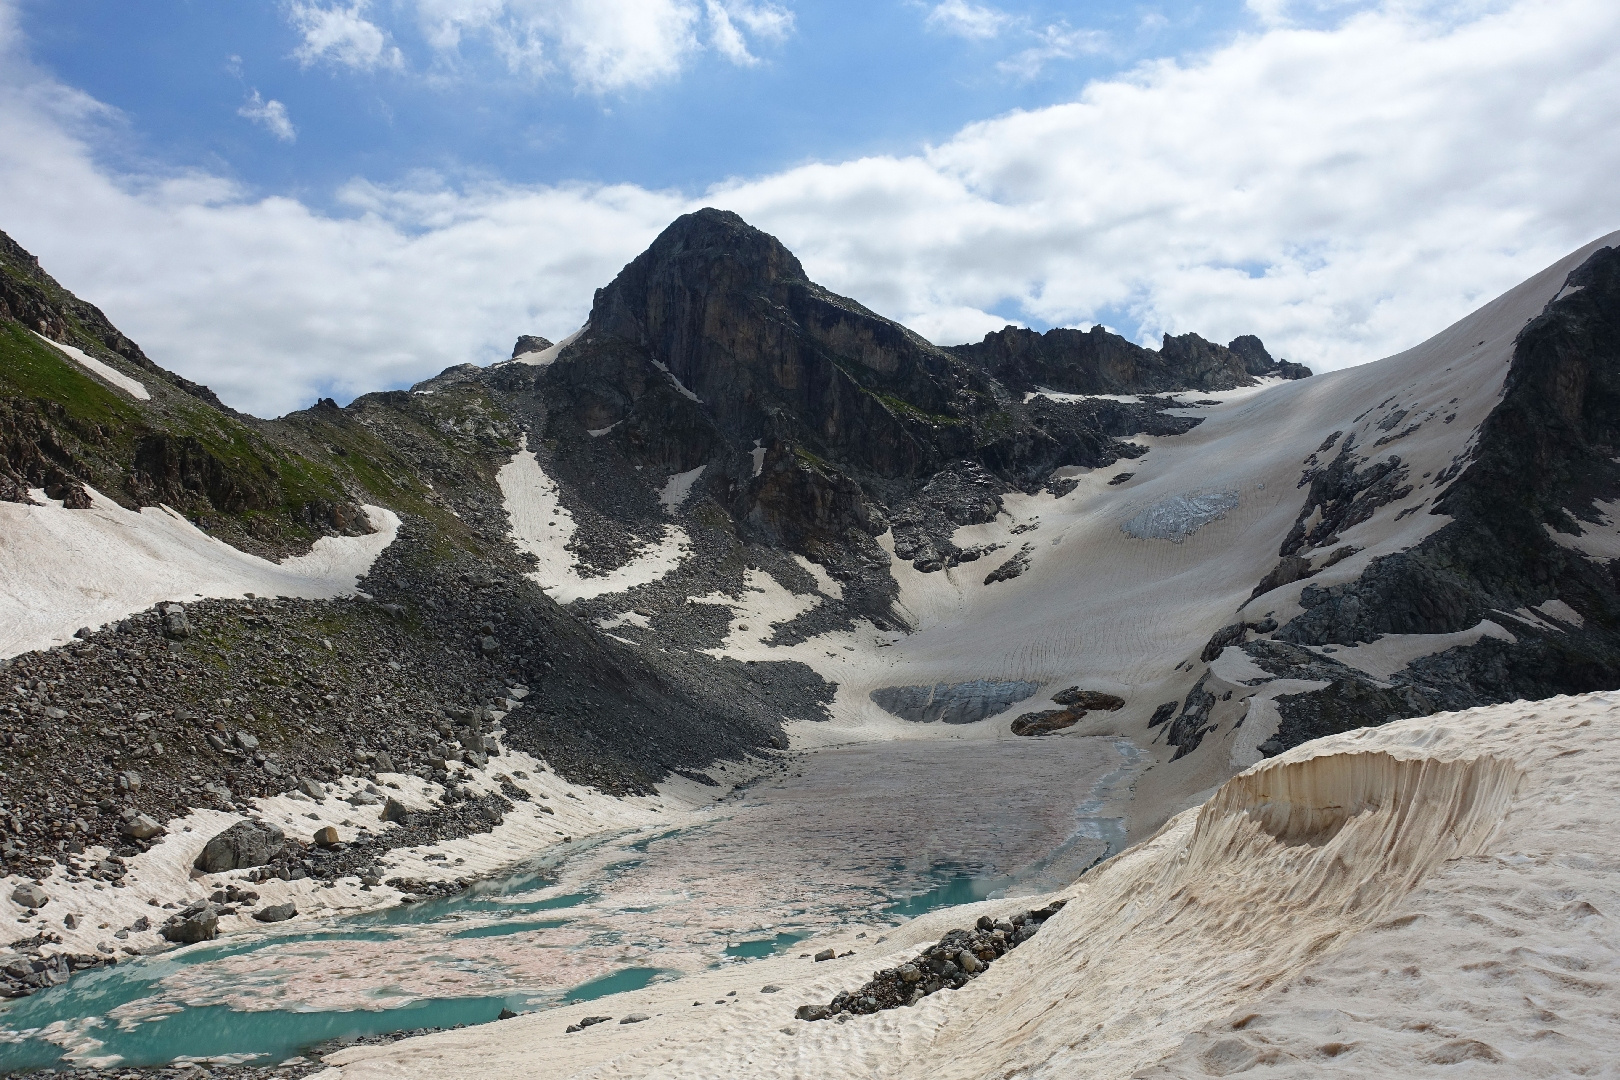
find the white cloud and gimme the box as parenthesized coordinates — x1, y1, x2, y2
(707, 0, 793, 64)
(2, 0, 1619, 417)
(237, 91, 297, 142)
(925, 0, 1012, 40)
(997, 23, 1109, 78)
(403, 0, 787, 91)
(288, 0, 404, 71)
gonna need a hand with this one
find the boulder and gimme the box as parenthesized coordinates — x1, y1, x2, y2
(10, 883, 48, 909)
(296, 776, 325, 799)
(161, 905, 219, 944)
(1010, 709, 1080, 737)
(381, 797, 409, 824)
(253, 902, 297, 923)
(121, 814, 165, 840)
(194, 820, 286, 873)
(313, 825, 340, 848)
(1050, 688, 1126, 711)
(161, 604, 192, 640)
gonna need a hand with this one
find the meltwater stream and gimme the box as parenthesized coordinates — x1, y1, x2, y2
(0, 736, 1139, 1073)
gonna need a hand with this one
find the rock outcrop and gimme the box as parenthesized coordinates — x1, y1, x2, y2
(1249, 245, 1620, 753)
(526, 208, 1279, 611)
(949, 324, 1310, 396)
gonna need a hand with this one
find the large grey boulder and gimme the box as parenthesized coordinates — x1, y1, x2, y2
(253, 902, 297, 923)
(121, 814, 165, 840)
(161, 604, 192, 639)
(161, 904, 218, 944)
(194, 820, 285, 873)
(10, 883, 48, 909)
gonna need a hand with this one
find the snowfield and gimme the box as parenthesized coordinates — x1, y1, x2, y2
(498, 439, 692, 604)
(311, 692, 1620, 1079)
(0, 491, 399, 658)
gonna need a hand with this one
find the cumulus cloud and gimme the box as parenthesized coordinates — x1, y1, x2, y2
(2, 0, 1618, 417)
(404, 0, 788, 91)
(288, 0, 404, 71)
(925, 0, 1013, 40)
(237, 90, 297, 141)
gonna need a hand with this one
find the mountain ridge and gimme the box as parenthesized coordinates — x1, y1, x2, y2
(3, 212, 1619, 978)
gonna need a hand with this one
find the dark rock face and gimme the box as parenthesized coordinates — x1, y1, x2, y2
(194, 820, 286, 873)
(1279, 439, 1412, 559)
(950, 325, 1309, 396)
(1257, 246, 1620, 753)
(530, 209, 1269, 616)
(1249, 555, 1315, 603)
(512, 335, 553, 357)
(1200, 623, 1247, 663)
(1013, 688, 1124, 736)
(1010, 709, 1080, 736)
(889, 462, 1006, 571)
(1164, 675, 1219, 760)
(566, 208, 960, 480)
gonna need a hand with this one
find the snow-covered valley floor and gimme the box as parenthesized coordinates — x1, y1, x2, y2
(314, 692, 1620, 1079)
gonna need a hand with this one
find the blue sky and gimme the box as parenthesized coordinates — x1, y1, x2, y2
(3, 0, 1619, 416)
(22, 1, 1251, 202)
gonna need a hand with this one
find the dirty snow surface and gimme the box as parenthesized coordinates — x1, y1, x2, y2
(313, 692, 1620, 1079)
(0, 492, 399, 658)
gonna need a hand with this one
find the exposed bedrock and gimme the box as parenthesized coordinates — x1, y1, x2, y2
(526, 209, 1270, 610)
(949, 324, 1311, 395)
(1237, 250, 1620, 754)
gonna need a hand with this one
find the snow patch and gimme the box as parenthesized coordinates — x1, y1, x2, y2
(650, 359, 702, 402)
(658, 465, 705, 511)
(513, 326, 583, 367)
(0, 491, 398, 659)
(498, 440, 692, 604)
(30, 330, 150, 400)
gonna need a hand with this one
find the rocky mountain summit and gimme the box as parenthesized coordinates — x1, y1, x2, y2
(525, 209, 1298, 610)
